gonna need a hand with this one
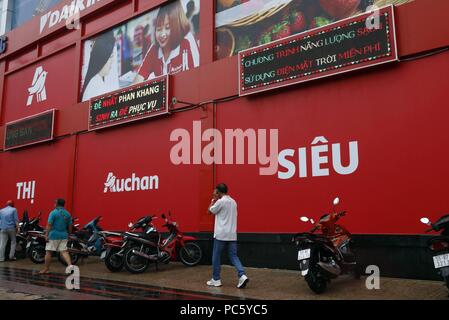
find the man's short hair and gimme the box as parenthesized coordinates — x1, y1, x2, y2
(6, 200, 14, 207)
(55, 198, 65, 207)
(215, 183, 228, 194)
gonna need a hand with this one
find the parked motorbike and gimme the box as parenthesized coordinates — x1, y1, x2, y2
(15, 211, 44, 259)
(27, 217, 80, 264)
(420, 214, 449, 292)
(61, 216, 105, 265)
(100, 216, 154, 272)
(123, 212, 203, 274)
(292, 197, 359, 294)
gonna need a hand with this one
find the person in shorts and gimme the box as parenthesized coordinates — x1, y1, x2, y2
(39, 198, 73, 274)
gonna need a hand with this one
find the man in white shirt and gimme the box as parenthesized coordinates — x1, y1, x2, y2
(207, 183, 249, 288)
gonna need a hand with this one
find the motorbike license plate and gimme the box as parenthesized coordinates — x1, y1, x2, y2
(100, 251, 107, 260)
(297, 249, 311, 261)
(433, 253, 449, 268)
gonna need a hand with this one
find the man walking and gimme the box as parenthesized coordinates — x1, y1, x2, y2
(207, 183, 249, 288)
(0, 200, 19, 262)
(39, 198, 73, 274)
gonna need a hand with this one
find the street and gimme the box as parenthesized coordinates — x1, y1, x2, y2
(0, 258, 447, 300)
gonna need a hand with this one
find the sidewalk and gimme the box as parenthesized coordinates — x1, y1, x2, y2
(0, 258, 447, 300)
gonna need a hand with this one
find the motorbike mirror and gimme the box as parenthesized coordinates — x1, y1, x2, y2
(420, 217, 431, 225)
(333, 197, 340, 206)
(128, 222, 133, 228)
(300, 217, 309, 222)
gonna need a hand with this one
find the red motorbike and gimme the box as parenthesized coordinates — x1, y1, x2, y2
(123, 212, 203, 274)
(293, 197, 359, 293)
(100, 216, 154, 272)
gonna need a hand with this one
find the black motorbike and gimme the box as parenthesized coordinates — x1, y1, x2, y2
(292, 197, 359, 294)
(27, 217, 81, 264)
(14, 211, 44, 259)
(100, 216, 154, 272)
(122, 213, 202, 274)
(420, 215, 449, 293)
(120, 215, 162, 274)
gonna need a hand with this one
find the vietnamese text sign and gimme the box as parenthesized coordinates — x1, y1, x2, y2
(239, 6, 397, 96)
(88, 76, 169, 131)
(4, 109, 55, 150)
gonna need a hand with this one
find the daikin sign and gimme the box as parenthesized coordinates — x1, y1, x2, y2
(39, 0, 102, 34)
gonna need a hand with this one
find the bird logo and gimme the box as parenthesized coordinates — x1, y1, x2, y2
(104, 172, 117, 193)
(27, 66, 48, 106)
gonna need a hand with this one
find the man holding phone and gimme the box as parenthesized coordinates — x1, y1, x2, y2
(207, 183, 249, 289)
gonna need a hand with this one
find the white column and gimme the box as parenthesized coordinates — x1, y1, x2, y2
(0, 0, 13, 35)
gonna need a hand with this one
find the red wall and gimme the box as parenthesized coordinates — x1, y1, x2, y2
(0, 0, 448, 234)
(0, 137, 76, 222)
(71, 108, 205, 231)
(216, 51, 449, 234)
(2, 47, 76, 124)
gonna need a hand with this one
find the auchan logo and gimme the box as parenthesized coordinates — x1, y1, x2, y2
(39, 0, 101, 34)
(103, 172, 159, 193)
(27, 66, 48, 106)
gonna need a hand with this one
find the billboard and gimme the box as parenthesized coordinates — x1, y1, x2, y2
(239, 6, 397, 96)
(215, 0, 412, 59)
(80, 0, 200, 102)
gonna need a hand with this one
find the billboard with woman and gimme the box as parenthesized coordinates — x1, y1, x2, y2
(80, 0, 200, 102)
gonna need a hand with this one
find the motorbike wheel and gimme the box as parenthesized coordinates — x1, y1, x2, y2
(30, 245, 46, 264)
(105, 248, 124, 272)
(15, 239, 27, 259)
(305, 268, 328, 294)
(124, 246, 150, 274)
(59, 242, 81, 266)
(445, 276, 449, 292)
(179, 242, 202, 267)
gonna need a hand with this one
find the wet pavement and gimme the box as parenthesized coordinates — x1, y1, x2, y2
(0, 258, 448, 300)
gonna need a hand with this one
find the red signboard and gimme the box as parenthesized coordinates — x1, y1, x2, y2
(88, 76, 170, 131)
(239, 5, 398, 96)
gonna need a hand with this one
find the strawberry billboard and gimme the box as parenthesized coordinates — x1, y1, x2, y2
(238, 5, 397, 96)
(215, 0, 411, 60)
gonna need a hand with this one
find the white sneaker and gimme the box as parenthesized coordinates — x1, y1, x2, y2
(206, 279, 222, 287)
(237, 274, 249, 288)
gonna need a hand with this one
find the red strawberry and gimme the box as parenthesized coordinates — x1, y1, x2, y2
(319, 0, 361, 19)
(273, 24, 292, 41)
(291, 11, 307, 33)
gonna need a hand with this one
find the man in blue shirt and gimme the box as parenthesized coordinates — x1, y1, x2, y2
(39, 198, 73, 274)
(0, 200, 19, 262)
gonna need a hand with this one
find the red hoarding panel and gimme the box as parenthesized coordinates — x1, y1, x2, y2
(215, 50, 449, 234)
(2, 47, 76, 125)
(6, 48, 38, 72)
(0, 136, 75, 222)
(72, 108, 204, 232)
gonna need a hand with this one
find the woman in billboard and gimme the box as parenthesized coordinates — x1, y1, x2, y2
(133, 1, 200, 83)
(81, 31, 119, 101)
